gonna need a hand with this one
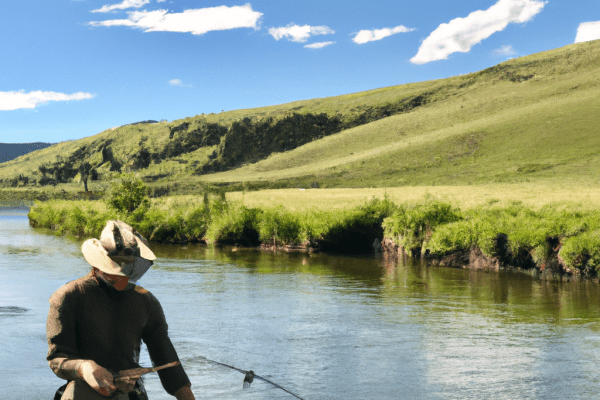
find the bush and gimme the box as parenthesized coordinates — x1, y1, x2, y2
(25, 193, 600, 279)
(106, 174, 149, 215)
(186, 205, 211, 239)
(28, 200, 66, 228)
(298, 210, 336, 245)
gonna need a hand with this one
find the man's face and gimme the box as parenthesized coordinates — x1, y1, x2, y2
(97, 270, 130, 291)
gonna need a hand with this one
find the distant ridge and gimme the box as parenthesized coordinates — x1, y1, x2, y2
(0, 142, 54, 163)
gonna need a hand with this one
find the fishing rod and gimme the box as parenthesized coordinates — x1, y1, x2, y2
(198, 356, 305, 400)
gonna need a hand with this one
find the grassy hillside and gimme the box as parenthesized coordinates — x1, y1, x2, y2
(203, 40, 600, 188)
(2, 39, 600, 194)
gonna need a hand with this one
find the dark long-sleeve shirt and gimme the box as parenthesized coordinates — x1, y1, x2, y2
(47, 271, 191, 396)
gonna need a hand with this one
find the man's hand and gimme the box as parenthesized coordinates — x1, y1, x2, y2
(77, 360, 118, 397)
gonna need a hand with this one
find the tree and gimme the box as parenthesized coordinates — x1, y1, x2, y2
(80, 161, 92, 192)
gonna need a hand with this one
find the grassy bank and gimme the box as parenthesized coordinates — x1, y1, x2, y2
(28, 195, 397, 253)
(426, 204, 600, 275)
(382, 198, 600, 279)
(27, 189, 600, 279)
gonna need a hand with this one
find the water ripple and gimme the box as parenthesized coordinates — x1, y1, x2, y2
(0, 306, 29, 317)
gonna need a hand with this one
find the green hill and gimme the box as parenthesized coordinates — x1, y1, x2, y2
(2, 39, 600, 194)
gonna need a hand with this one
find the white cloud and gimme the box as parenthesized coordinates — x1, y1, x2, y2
(411, 0, 546, 65)
(575, 21, 600, 43)
(0, 90, 94, 111)
(352, 25, 415, 44)
(269, 24, 334, 43)
(157, 0, 166, 2)
(89, 4, 263, 35)
(91, 0, 150, 13)
(304, 41, 336, 49)
(492, 44, 517, 56)
(168, 79, 191, 87)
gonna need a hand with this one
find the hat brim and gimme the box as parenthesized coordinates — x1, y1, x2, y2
(82, 236, 156, 276)
(82, 238, 127, 276)
(136, 234, 156, 261)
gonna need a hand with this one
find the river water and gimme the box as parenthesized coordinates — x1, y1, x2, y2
(2, 207, 600, 399)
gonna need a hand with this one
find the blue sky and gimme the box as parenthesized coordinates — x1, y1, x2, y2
(1, 0, 599, 143)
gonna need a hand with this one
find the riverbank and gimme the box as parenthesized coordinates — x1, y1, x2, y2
(27, 191, 600, 281)
(381, 200, 600, 281)
(27, 195, 397, 253)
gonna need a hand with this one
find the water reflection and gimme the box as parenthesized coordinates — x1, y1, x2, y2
(380, 257, 600, 327)
(153, 242, 600, 327)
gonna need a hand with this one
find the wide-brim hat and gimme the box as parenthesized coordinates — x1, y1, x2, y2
(82, 220, 156, 277)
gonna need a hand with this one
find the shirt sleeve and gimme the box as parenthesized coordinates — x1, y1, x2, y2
(143, 293, 191, 396)
(46, 287, 84, 381)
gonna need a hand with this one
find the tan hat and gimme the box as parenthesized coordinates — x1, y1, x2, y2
(82, 220, 156, 277)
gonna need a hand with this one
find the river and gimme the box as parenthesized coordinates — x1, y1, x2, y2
(1, 206, 600, 399)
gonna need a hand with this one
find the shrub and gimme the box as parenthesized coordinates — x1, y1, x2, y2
(82, 206, 116, 237)
(185, 204, 211, 240)
(28, 200, 66, 228)
(105, 173, 149, 215)
(130, 198, 211, 243)
(60, 205, 87, 236)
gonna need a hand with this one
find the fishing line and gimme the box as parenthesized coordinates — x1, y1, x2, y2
(198, 356, 305, 400)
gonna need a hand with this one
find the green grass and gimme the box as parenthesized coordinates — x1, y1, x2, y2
(28, 194, 396, 253)
(224, 184, 600, 212)
(382, 196, 462, 253)
(27, 200, 117, 237)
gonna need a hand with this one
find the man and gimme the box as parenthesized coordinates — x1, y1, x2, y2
(47, 220, 195, 400)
